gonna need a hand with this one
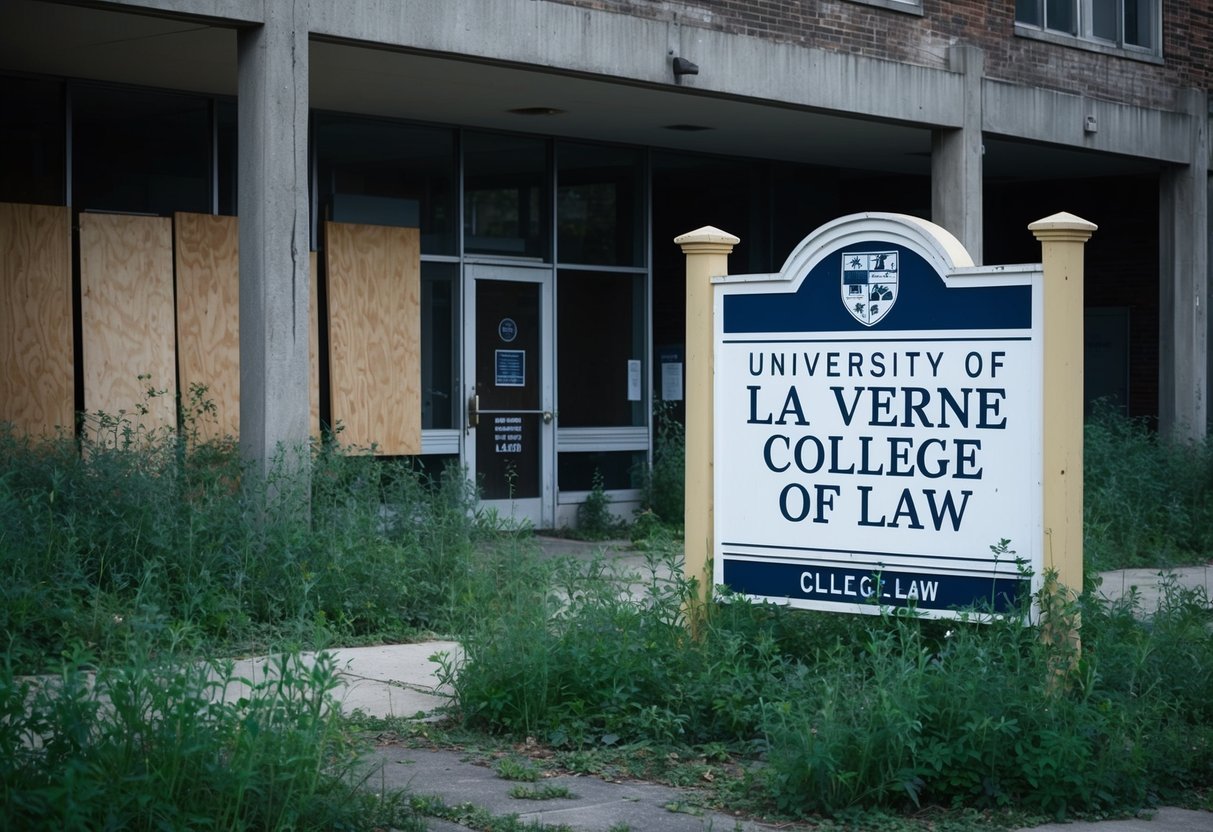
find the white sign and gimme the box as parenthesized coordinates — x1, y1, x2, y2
(713, 214, 1044, 619)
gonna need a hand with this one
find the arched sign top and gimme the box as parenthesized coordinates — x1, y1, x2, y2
(769, 213, 974, 293)
(720, 213, 1029, 335)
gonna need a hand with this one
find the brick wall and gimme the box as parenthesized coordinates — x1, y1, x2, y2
(557, 1, 1211, 110)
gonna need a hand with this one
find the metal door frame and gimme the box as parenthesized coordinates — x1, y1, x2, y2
(462, 262, 556, 528)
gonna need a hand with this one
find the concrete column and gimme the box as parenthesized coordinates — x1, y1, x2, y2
(1158, 89, 1209, 440)
(931, 46, 984, 265)
(237, 0, 311, 477)
(676, 225, 739, 632)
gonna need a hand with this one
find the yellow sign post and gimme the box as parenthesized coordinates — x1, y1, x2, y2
(676, 226, 740, 629)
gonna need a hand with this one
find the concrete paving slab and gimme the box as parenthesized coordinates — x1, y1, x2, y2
(1015, 807, 1213, 832)
(216, 641, 461, 720)
(1094, 564, 1213, 613)
(370, 745, 768, 832)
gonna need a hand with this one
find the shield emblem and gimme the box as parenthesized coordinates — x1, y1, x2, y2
(841, 250, 899, 326)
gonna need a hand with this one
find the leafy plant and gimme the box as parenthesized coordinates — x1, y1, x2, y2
(495, 756, 541, 782)
(508, 784, 574, 800)
(1084, 403, 1213, 571)
(637, 401, 684, 526)
(0, 639, 418, 831)
(575, 469, 622, 540)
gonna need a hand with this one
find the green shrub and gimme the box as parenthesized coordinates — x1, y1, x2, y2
(637, 402, 684, 526)
(0, 640, 417, 831)
(448, 550, 1213, 820)
(0, 419, 482, 671)
(574, 469, 624, 540)
(1084, 405, 1213, 571)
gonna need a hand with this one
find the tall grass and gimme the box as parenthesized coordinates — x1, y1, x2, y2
(0, 406, 488, 829)
(0, 419, 484, 672)
(446, 545, 1213, 819)
(1085, 405, 1213, 571)
(0, 635, 419, 831)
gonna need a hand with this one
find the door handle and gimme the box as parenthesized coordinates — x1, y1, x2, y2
(467, 394, 480, 429)
(542, 411, 553, 425)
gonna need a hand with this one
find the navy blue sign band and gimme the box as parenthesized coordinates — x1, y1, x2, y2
(723, 243, 1031, 334)
(722, 557, 1027, 614)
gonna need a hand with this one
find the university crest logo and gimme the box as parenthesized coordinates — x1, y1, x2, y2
(841, 250, 899, 326)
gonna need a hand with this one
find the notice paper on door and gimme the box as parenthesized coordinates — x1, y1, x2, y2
(627, 359, 642, 401)
(495, 350, 525, 387)
(661, 361, 683, 401)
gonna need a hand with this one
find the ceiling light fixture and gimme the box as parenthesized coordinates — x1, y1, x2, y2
(507, 107, 566, 116)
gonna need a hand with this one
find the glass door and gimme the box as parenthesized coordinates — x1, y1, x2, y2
(463, 264, 555, 527)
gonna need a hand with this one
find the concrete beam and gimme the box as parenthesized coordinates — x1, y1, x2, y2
(1158, 89, 1210, 440)
(984, 79, 1194, 164)
(237, 0, 311, 475)
(931, 46, 984, 264)
(308, 0, 966, 128)
(61, 0, 263, 24)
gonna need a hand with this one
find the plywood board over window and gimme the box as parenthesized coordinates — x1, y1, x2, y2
(80, 212, 176, 440)
(0, 203, 74, 438)
(325, 222, 421, 455)
(175, 212, 239, 441)
(310, 250, 321, 441)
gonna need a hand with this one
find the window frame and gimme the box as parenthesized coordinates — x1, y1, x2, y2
(1014, 0, 1163, 60)
(848, 0, 923, 15)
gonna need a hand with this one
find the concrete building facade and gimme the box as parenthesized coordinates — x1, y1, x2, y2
(0, 0, 1209, 526)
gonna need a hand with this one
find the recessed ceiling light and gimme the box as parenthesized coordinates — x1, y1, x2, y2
(663, 124, 713, 131)
(507, 107, 566, 116)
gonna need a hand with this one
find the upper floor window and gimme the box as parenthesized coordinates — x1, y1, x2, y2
(1015, 1, 1159, 55)
(850, 0, 922, 14)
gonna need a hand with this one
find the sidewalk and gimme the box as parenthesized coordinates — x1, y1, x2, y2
(306, 541, 1211, 831)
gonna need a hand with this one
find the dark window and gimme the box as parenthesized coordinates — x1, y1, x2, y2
(216, 99, 237, 216)
(421, 262, 458, 430)
(0, 75, 65, 206)
(556, 142, 643, 267)
(72, 84, 210, 215)
(558, 450, 645, 491)
(557, 270, 645, 428)
(1046, 0, 1076, 35)
(1016, 0, 1158, 52)
(314, 114, 456, 255)
(464, 131, 549, 259)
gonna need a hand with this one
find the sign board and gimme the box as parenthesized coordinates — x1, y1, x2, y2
(713, 214, 1044, 619)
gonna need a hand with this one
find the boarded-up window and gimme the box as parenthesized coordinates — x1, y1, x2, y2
(0, 203, 73, 437)
(79, 212, 176, 439)
(325, 222, 421, 454)
(175, 212, 240, 441)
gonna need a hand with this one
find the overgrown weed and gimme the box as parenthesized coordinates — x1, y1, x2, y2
(446, 543, 1213, 820)
(1085, 404, 1213, 570)
(0, 632, 422, 831)
(0, 414, 486, 672)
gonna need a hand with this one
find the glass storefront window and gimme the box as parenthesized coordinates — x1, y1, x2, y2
(314, 114, 456, 255)
(72, 84, 210, 215)
(557, 270, 645, 427)
(421, 261, 459, 430)
(558, 450, 646, 492)
(0, 76, 65, 206)
(216, 99, 237, 216)
(556, 141, 643, 267)
(463, 131, 548, 260)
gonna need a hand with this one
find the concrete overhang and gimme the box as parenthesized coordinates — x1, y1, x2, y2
(0, 0, 1179, 181)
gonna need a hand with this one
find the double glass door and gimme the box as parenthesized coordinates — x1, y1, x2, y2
(463, 264, 554, 527)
